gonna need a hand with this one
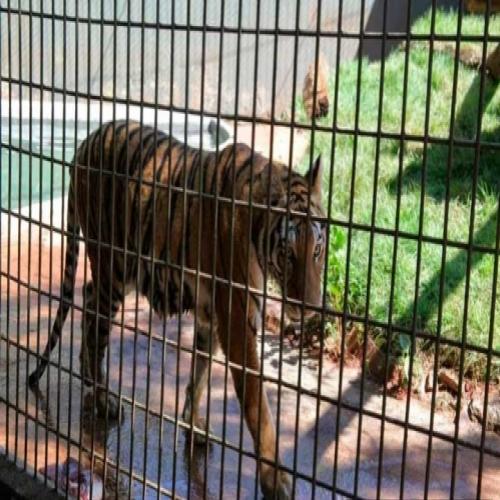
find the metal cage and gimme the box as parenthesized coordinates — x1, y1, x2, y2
(0, 0, 499, 498)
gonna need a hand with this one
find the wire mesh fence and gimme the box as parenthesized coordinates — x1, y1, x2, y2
(0, 0, 499, 498)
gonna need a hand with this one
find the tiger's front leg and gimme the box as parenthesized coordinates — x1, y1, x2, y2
(80, 280, 123, 421)
(217, 298, 291, 500)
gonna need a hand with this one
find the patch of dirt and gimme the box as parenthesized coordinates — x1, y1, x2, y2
(264, 305, 500, 438)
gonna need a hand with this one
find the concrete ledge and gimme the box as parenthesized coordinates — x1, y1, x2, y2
(0, 455, 61, 500)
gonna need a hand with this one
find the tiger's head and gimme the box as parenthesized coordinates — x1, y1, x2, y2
(257, 156, 327, 322)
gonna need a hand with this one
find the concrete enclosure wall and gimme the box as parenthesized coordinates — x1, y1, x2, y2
(2, 0, 456, 118)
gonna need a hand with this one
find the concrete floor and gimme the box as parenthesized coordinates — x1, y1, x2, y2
(0, 215, 499, 499)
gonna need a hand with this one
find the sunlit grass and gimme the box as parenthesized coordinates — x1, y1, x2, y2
(298, 8, 500, 378)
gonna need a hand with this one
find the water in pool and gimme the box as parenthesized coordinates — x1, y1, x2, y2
(1, 104, 230, 210)
(1, 149, 68, 210)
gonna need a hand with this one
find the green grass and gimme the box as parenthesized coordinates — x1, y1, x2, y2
(298, 8, 500, 378)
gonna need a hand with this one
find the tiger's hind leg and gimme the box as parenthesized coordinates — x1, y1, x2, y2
(80, 280, 123, 421)
(182, 322, 218, 445)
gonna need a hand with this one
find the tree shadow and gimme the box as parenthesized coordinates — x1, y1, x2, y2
(386, 72, 499, 337)
(360, 0, 457, 61)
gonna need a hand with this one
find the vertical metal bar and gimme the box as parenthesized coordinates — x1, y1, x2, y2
(221, 1, 258, 499)
(331, 0, 367, 496)
(375, 0, 414, 497)
(15, 0, 23, 468)
(303, 0, 327, 496)
(162, 0, 176, 493)
(66, 1, 80, 497)
(289, 2, 306, 492)
(205, 1, 226, 496)
(76, 1, 94, 497)
(186, 4, 208, 497)
(399, 0, 438, 495)
(45, 0, 56, 486)
(24, 0, 35, 475)
(352, 0, 388, 497)
(450, 1, 492, 495)
(261, 1, 286, 496)
(142, 1, 161, 496)
(330, 3, 348, 494)
(87, 1, 108, 497)
(423, 1, 465, 497)
(218, 0, 244, 496)
(55, 1, 68, 491)
(128, 0, 147, 495)
(101, 0, 118, 490)
(116, 0, 132, 493)
(327, 0, 345, 492)
(33, 0, 45, 481)
(23, 0, 33, 471)
(185, 0, 196, 490)
(181, 1, 193, 496)
(170, 0, 186, 491)
(155, 0, 172, 493)
(5, 0, 12, 464)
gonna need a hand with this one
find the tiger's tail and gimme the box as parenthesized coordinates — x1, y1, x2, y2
(28, 173, 81, 387)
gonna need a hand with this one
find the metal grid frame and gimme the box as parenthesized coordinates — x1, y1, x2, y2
(0, 0, 499, 499)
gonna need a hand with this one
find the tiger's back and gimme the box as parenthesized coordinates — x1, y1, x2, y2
(73, 119, 267, 320)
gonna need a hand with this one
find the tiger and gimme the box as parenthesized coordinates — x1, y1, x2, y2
(28, 120, 326, 499)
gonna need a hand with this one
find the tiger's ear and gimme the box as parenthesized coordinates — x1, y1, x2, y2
(305, 155, 322, 197)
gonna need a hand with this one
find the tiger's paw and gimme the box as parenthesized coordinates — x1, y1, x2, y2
(83, 388, 123, 422)
(260, 466, 291, 500)
(96, 390, 123, 421)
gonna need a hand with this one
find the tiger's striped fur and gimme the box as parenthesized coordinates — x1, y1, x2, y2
(29, 120, 326, 499)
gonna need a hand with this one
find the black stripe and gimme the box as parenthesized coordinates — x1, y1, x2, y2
(94, 121, 114, 167)
(87, 129, 100, 167)
(117, 125, 144, 176)
(183, 150, 201, 262)
(129, 129, 157, 175)
(201, 151, 213, 193)
(109, 121, 130, 167)
(134, 134, 170, 250)
(221, 146, 252, 197)
(129, 130, 161, 240)
(102, 120, 117, 168)
(115, 124, 140, 174)
(234, 149, 257, 185)
(168, 145, 188, 252)
(141, 133, 169, 169)
(140, 141, 173, 257)
(78, 136, 90, 165)
(211, 146, 234, 196)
